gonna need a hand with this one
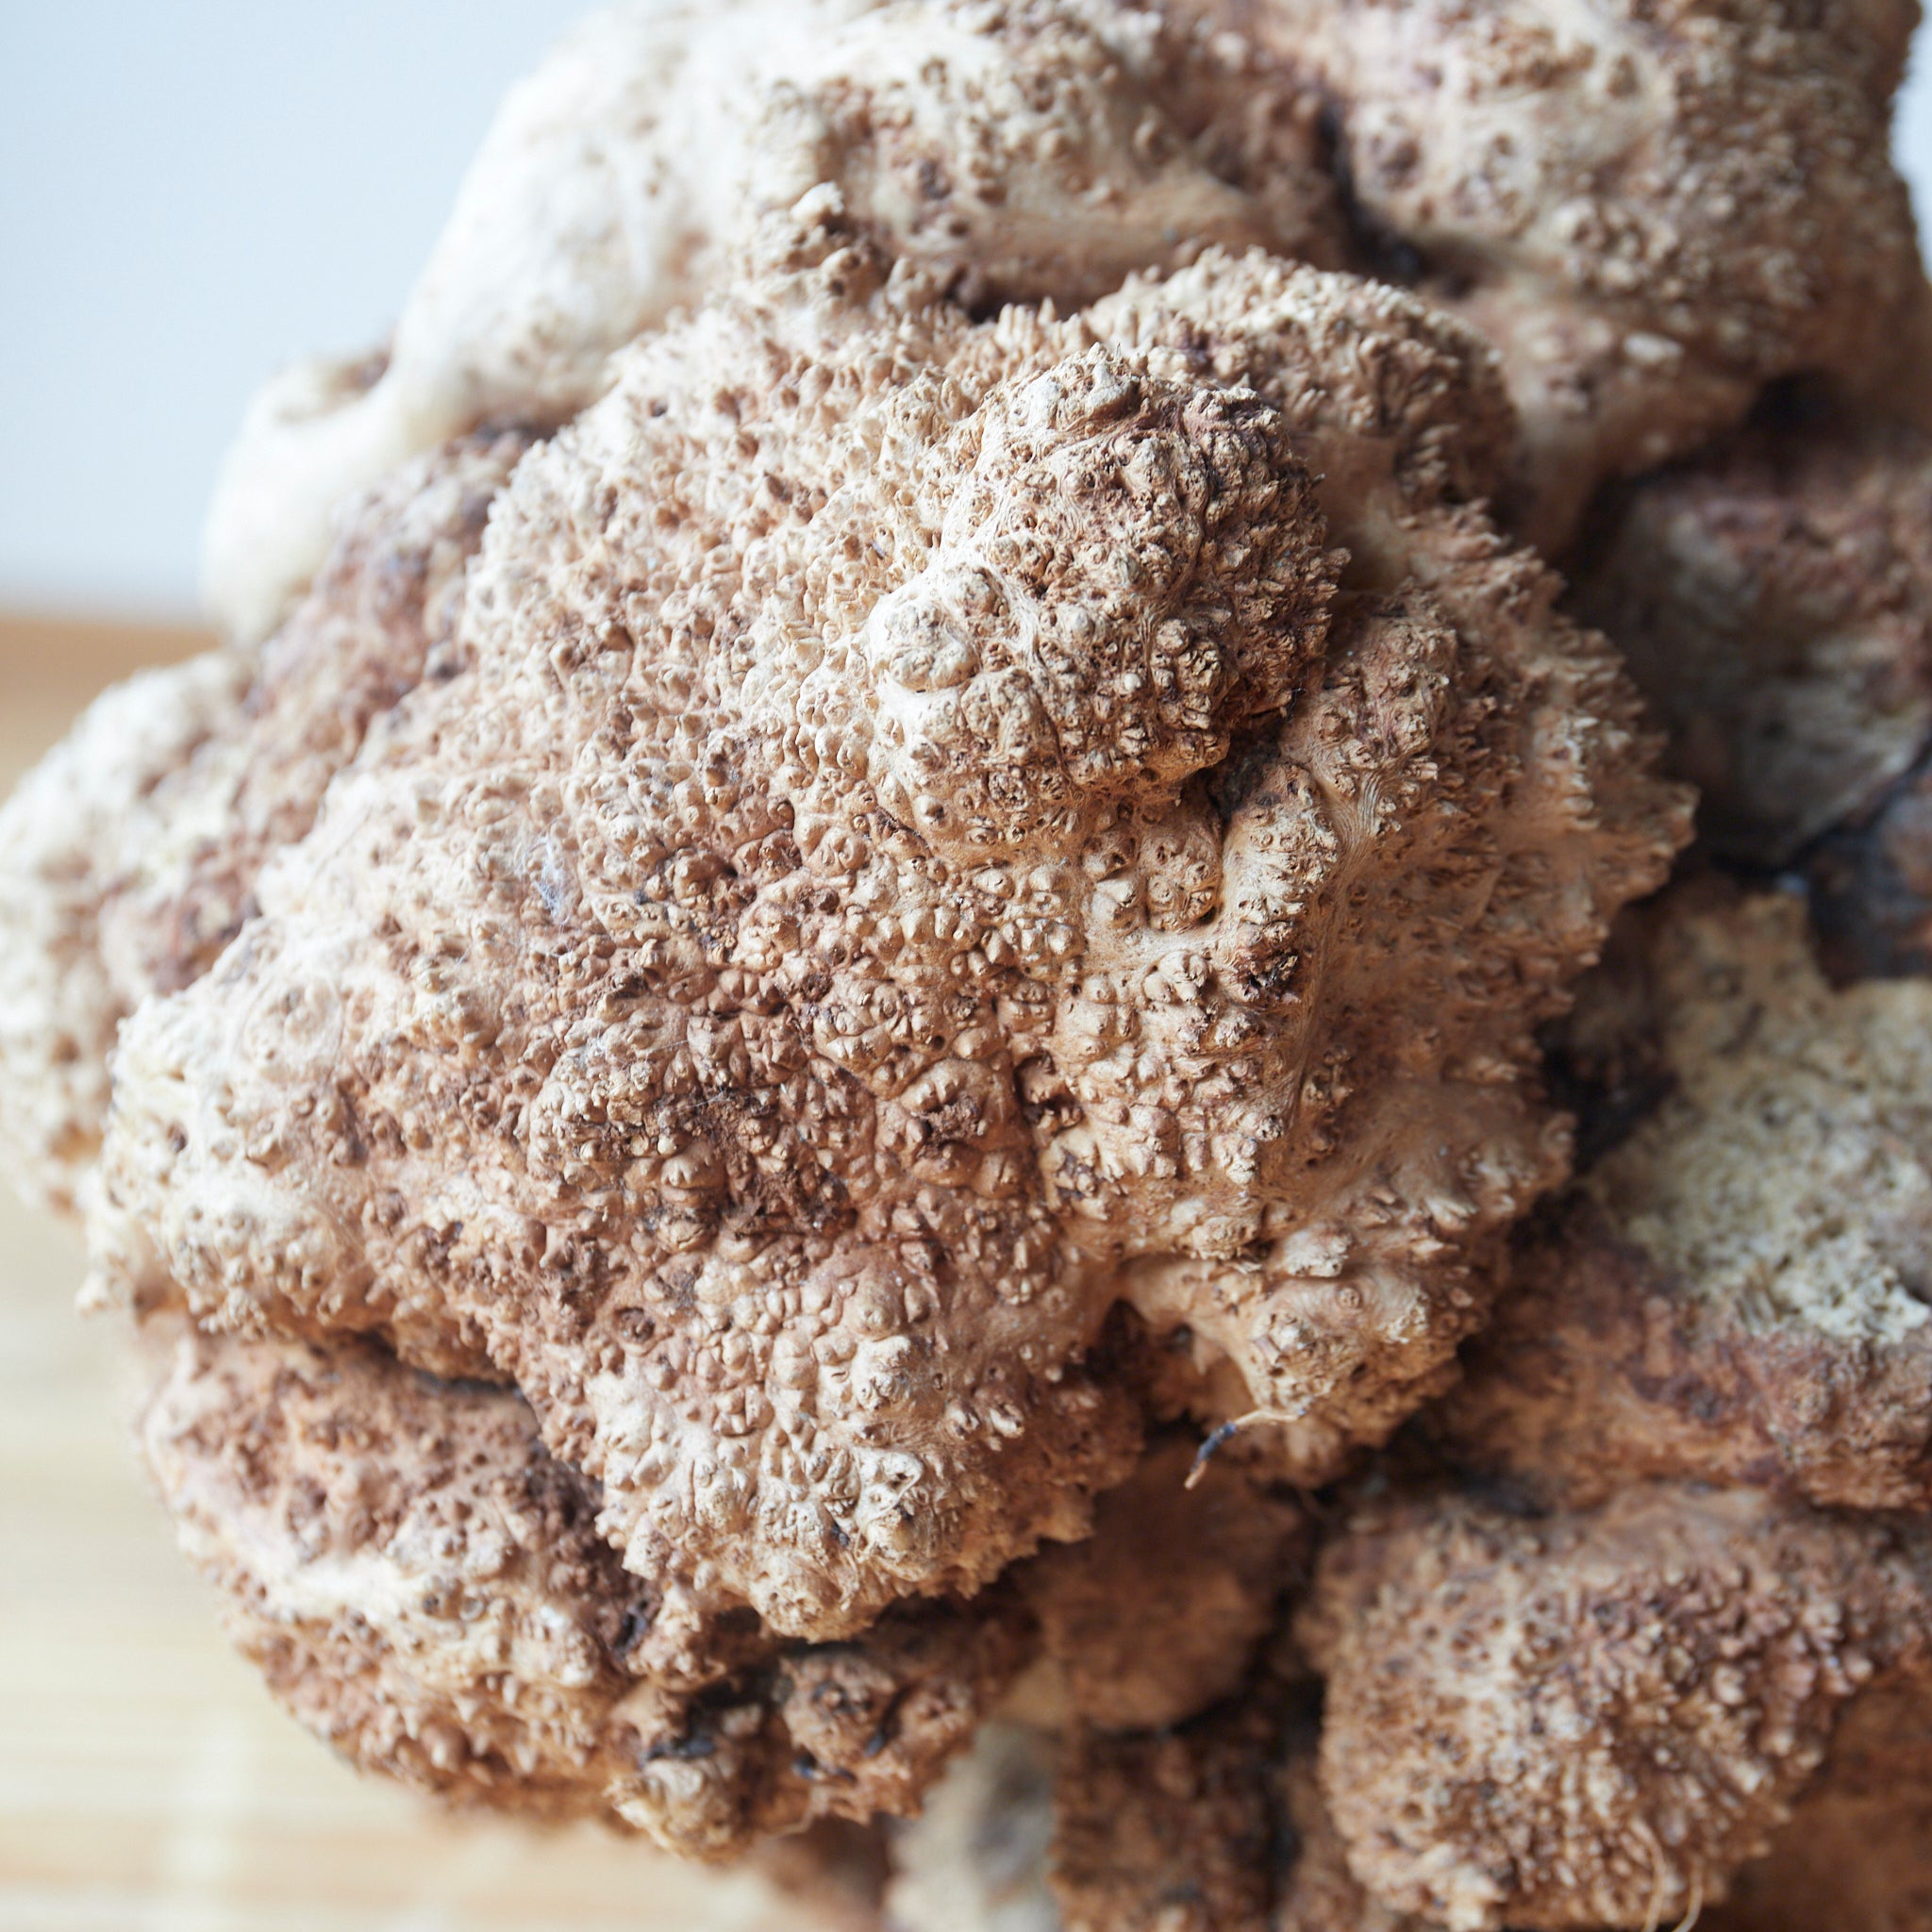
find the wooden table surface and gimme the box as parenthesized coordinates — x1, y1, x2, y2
(0, 617, 828, 1932)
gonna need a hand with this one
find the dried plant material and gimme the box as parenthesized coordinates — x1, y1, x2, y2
(19, 0, 1932, 1918)
(80, 227, 1682, 1707)
(0, 430, 528, 1217)
(137, 1316, 1027, 1857)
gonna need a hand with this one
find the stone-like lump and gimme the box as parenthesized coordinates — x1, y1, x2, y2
(88, 234, 1684, 1696)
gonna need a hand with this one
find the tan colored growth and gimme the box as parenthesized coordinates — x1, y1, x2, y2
(1173, 0, 1927, 544)
(1574, 412, 1932, 976)
(202, 0, 1343, 642)
(0, 207, 1682, 1865)
(1440, 884, 1932, 1509)
(14, 0, 1932, 1923)
(1302, 1483, 1932, 1931)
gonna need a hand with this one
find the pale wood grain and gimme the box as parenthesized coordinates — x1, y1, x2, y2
(0, 617, 836, 1931)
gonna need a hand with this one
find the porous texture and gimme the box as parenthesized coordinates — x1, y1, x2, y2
(202, 0, 1343, 643)
(202, 0, 1927, 641)
(16, 0, 1927, 1919)
(1301, 1483, 1932, 1931)
(1174, 0, 1928, 545)
(1438, 884, 1932, 1511)
(0, 650, 249, 1216)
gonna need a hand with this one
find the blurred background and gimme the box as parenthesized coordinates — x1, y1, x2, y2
(4, 5, 1932, 1927)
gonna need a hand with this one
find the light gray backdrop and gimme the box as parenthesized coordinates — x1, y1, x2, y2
(5, 1, 1931, 620)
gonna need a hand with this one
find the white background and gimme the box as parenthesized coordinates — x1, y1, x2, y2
(5, 1, 1932, 621)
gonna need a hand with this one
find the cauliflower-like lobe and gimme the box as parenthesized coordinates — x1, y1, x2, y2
(0, 650, 248, 1215)
(203, 0, 1341, 642)
(1438, 885, 1932, 1510)
(1301, 1483, 1932, 1932)
(84, 231, 1681, 1688)
(136, 1316, 1027, 1857)
(1574, 414, 1932, 869)
(1174, 0, 1926, 544)
(0, 429, 527, 1218)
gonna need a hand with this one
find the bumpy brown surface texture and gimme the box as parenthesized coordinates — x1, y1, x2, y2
(202, 0, 1350, 643)
(1303, 1483, 1932, 1931)
(1049, 1708, 1275, 1932)
(0, 202, 1682, 1869)
(83, 220, 1680, 1708)
(137, 1314, 1028, 1856)
(1575, 410, 1932, 977)
(16, 0, 1932, 1922)
(1438, 883, 1932, 1510)
(1701, 1673, 1932, 1932)
(0, 428, 529, 1216)
(1177, 0, 1928, 544)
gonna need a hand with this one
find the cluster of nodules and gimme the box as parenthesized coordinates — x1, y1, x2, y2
(10, 2, 1932, 1926)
